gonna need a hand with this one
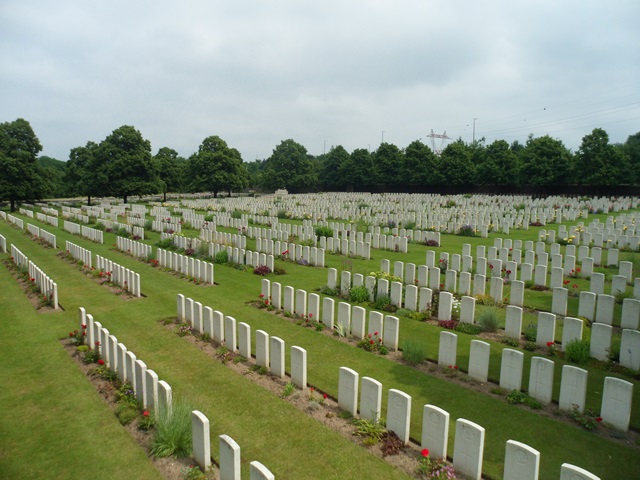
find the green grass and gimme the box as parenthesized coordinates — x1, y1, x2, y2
(1, 205, 639, 480)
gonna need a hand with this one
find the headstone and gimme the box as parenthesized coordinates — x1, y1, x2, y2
(255, 330, 269, 368)
(250, 461, 275, 480)
(219, 434, 241, 480)
(499, 349, 524, 391)
(322, 297, 335, 329)
(383, 315, 399, 351)
(620, 329, 640, 370)
(421, 404, 449, 459)
(504, 305, 523, 339)
(351, 306, 366, 340)
(453, 419, 485, 480)
(552, 287, 568, 316)
(360, 376, 383, 423)
(224, 316, 237, 352)
(338, 367, 359, 415)
(291, 346, 307, 389)
(559, 365, 588, 413)
(561, 317, 583, 351)
(560, 463, 600, 480)
(503, 440, 540, 480)
(270, 336, 285, 378)
(590, 323, 612, 362)
(191, 410, 211, 471)
(595, 294, 615, 325)
(468, 340, 490, 382)
(621, 298, 640, 330)
(528, 356, 554, 405)
(600, 377, 633, 432)
(387, 389, 411, 445)
(438, 291, 453, 321)
(438, 331, 457, 367)
(536, 312, 556, 348)
(578, 292, 596, 323)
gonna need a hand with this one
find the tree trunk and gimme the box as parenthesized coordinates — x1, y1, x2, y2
(87, 195, 92, 206)
(213, 191, 218, 198)
(10, 198, 15, 212)
(163, 191, 167, 202)
(123, 195, 128, 204)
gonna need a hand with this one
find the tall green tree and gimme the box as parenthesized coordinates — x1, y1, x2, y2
(518, 135, 573, 186)
(186, 136, 248, 197)
(439, 139, 475, 186)
(575, 128, 628, 186)
(402, 140, 442, 186)
(475, 140, 519, 186)
(37, 156, 69, 198)
(373, 142, 402, 188)
(319, 145, 350, 191)
(260, 139, 316, 193)
(65, 141, 102, 205)
(154, 147, 186, 201)
(93, 126, 160, 203)
(340, 148, 374, 191)
(622, 132, 640, 185)
(0, 118, 45, 211)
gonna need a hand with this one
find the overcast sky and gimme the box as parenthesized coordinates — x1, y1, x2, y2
(1, 1, 639, 163)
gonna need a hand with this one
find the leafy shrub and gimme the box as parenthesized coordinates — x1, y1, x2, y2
(231, 209, 243, 219)
(94, 222, 106, 231)
(156, 238, 174, 249)
(144, 219, 153, 230)
(524, 341, 537, 351)
(401, 339, 428, 365)
(506, 390, 542, 410)
(457, 224, 478, 237)
(349, 285, 370, 303)
(501, 337, 520, 347)
(423, 239, 439, 247)
(454, 322, 483, 335)
(477, 308, 500, 332)
(115, 403, 139, 425)
(213, 250, 228, 264)
(523, 323, 537, 341)
(402, 221, 416, 230)
(150, 401, 193, 458)
(253, 265, 271, 276)
(564, 339, 591, 365)
(373, 295, 391, 311)
(116, 227, 131, 238)
(438, 319, 458, 330)
(315, 226, 333, 238)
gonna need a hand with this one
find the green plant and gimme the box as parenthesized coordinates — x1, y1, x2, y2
(68, 327, 86, 346)
(115, 403, 139, 426)
(95, 364, 117, 381)
(570, 404, 602, 430)
(337, 410, 353, 420)
(477, 308, 500, 332)
(150, 401, 193, 458)
(182, 464, 207, 480)
(524, 341, 537, 352)
(83, 342, 101, 364)
(418, 448, 459, 479)
(523, 323, 537, 342)
(138, 410, 155, 431)
(357, 332, 387, 355)
(401, 339, 428, 365)
(564, 339, 591, 365)
(115, 382, 138, 407)
(283, 382, 296, 397)
(349, 285, 369, 303)
(352, 416, 386, 445)
(373, 295, 391, 311)
(174, 322, 191, 337)
(501, 337, 520, 347)
(253, 265, 271, 276)
(314, 225, 333, 238)
(334, 322, 347, 338)
(506, 390, 542, 410)
(454, 323, 483, 335)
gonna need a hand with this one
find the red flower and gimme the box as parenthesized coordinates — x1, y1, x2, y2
(596, 417, 602, 422)
(421, 448, 429, 457)
(448, 365, 453, 369)
(95, 341, 100, 346)
(323, 393, 328, 399)
(367, 333, 372, 338)
(546, 341, 554, 347)
(454, 365, 459, 369)
(82, 324, 87, 329)
(265, 300, 269, 306)
(98, 359, 105, 365)
(374, 331, 379, 336)
(308, 313, 312, 318)
(30, 277, 35, 282)
(489, 264, 494, 269)
(370, 340, 374, 345)
(69, 332, 74, 337)
(576, 267, 581, 272)
(143, 410, 150, 417)
(259, 293, 264, 298)
(310, 387, 314, 392)
(573, 284, 578, 289)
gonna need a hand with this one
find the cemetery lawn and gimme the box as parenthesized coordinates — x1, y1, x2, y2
(1, 208, 640, 480)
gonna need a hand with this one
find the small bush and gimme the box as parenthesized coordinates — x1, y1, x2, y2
(116, 227, 131, 238)
(523, 323, 537, 341)
(457, 224, 478, 237)
(373, 295, 391, 311)
(115, 403, 139, 425)
(564, 339, 591, 365)
(524, 341, 537, 351)
(501, 337, 520, 347)
(253, 265, 271, 276)
(94, 222, 106, 231)
(150, 401, 193, 458)
(401, 339, 428, 365)
(477, 308, 500, 332)
(349, 285, 370, 303)
(454, 322, 483, 335)
(438, 319, 458, 330)
(156, 238, 174, 249)
(144, 219, 153, 230)
(423, 239, 439, 247)
(315, 226, 333, 238)
(506, 390, 542, 410)
(214, 250, 229, 264)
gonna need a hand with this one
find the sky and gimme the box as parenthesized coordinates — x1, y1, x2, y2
(1, 1, 639, 163)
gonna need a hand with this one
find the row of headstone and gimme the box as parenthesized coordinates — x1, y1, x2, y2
(156, 248, 215, 284)
(436, 330, 634, 431)
(0, 233, 6, 253)
(150, 219, 182, 234)
(65, 240, 93, 269)
(191, 411, 275, 479)
(116, 236, 152, 260)
(62, 209, 90, 224)
(79, 308, 172, 415)
(94, 254, 142, 297)
(199, 229, 246, 249)
(19, 207, 34, 218)
(10, 244, 59, 309)
(208, 242, 274, 271)
(177, 294, 308, 387)
(41, 206, 59, 217)
(6, 213, 24, 229)
(338, 365, 601, 479)
(260, 278, 400, 351)
(255, 239, 326, 266)
(27, 223, 57, 249)
(101, 219, 145, 240)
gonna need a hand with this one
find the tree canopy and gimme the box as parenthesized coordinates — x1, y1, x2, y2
(260, 139, 316, 193)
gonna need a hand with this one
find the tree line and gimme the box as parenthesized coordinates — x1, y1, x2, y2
(1, 118, 639, 210)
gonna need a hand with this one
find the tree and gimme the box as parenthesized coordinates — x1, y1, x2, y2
(373, 142, 403, 188)
(518, 135, 573, 186)
(340, 148, 374, 191)
(402, 140, 442, 186)
(93, 126, 160, 203)
(475, 140, 519, 186)
(154, 147, 186, 201)
(575, 128, 628, 186)
(37, 156, 69, 198)
(260, 139, 316, 193)
(319, 145, 350, 191)
(622, 132, 640, 185)
(439, 140, 475, 186)
(186, 136, 248, 197)
(0, 118, 45, 211)
(65, 141, 102, 205)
